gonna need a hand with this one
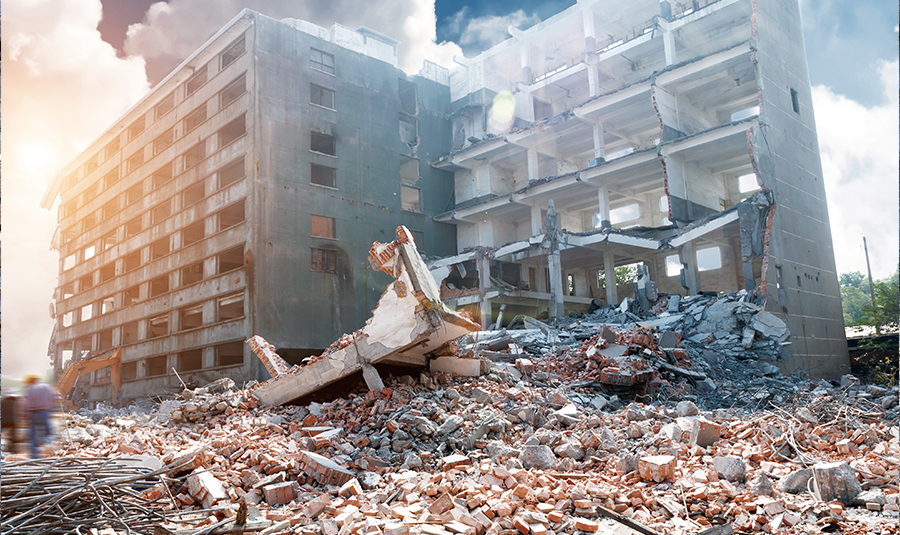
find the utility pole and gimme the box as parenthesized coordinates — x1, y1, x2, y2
(863, 235, 879, 335)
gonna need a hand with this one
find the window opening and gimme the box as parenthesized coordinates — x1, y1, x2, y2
(148, 315, 168, 338)
(181, 304, 204, 330)
(184, 142, 206, 170)
(221, 35, 245, 69)
(182, 220, 205, 246)
(151, 199, 172, 224)
(310, 131, 336, 156)
(217, 245, 244, 274)
(152, 162, 175, 189)
(183, 181, 206, 206)
(186, 65, 208, 96)
(400, 159, 419, 185)
(182, 261, 204, 286)
(401, 185, 421, 212)
(218, 114, 246, 147)
(218, 201, 245, 231)
(147, 356, 167, 376)
(310, 48, 335, 74)
(696, 247, 722, 271)
(311, 84, 335, 109)
(149, 275, 169, 297)
(123, 286, 140, 306)
(123, 250, 141, 272)
(184, 104, 207, 133)
(155, 92, 175, 120)
(123, 321, 140, 344)
(99, 263, 115, 283)
(310, 163, 336, 188)
(105, 138, 120, 160)
(217, 293, 244, 321)
(220, 73, 246, 108)
(81, 303, 94, 322)
(218, 157, 245, 189)
(178, 349, 203, 371)
(216, 341, 244, 367)
(311, 248, 337, 272)
(149, 237, 169, 260)
(129, 115, 146, 140)
(310, 215, 336, 238)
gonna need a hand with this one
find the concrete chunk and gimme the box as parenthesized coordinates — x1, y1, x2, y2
(713, 456, 746, 482)
(519, 445, 557, 470)
(639, 455, 676, 483)
(812, 462, 861, 505)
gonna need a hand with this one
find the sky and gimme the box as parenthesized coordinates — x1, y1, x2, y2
(2, 0, 897, 379)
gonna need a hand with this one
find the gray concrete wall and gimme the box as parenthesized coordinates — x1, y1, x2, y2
(751, 0, 849, 377)
(248, 15, 457, 372)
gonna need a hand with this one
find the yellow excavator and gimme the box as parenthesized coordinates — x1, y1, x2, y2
(57, 348, 122, 408)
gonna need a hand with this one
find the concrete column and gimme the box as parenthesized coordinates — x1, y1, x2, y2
(582, 5, 597, 52)
(474, 164, 492, 197)
(520, 41, 533, 85)
(663, 28, 677, 66)
(680, 241, 700, 295)
(546, 200, 565, 320)
(587, 64, 601, 98)
(575, 268, 590, 298)
(202, 346, 216, 369)
(531, 204, 543, 236)
(592, 122, 606, 162)
(527, 148, 539, 182)
(597, 184, 611, 229)
(659, 0, 673, 21)
(603, 250, 618, 305)
(478, 254, 492, 329)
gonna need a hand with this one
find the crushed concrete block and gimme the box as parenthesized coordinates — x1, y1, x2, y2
(519, 445, 557, 470)
(778, 469, 812, 494)
(751, 311, 790, 342)
(689, 418, 720, 447)
(639, 455, 676, 483)
(666, 294, 681, 312)
(749, 473, 774, 496)
(431, 357, 483, 377)
(438, 415, 464, 435)
(795, 407, 817, 425)
(675, 400, 699, 417)
(187, 470, 228, 510)
(553, 439, 584, 460)
(553, 404, 580, 427)
(599, 325, 617, 344)
(713, 456, 746, 482)
(812, 462, 862, 505)
(658, 330, 680, 349)
(695, 378, 717, 392)
(659, 422, 683, 441)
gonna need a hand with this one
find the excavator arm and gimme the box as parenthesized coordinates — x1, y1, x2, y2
(57, 348, 122, 405)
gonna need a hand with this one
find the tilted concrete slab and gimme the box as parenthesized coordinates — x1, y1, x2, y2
(248, 226, 480, 406)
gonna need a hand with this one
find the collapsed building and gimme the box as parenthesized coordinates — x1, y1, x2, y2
(427, 0, 848, 378)
(41, 0, 848, 406)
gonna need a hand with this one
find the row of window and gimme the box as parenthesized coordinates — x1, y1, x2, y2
(61, 244, 245, 332)
(62, 155, 246, 262)
(83, 340, 245, 385)
(62, 209, 246, 313)
(66, 34, 246, 192)
(62, 112, 246, 223)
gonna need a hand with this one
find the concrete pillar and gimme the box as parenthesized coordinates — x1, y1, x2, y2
(681, 241, 700, 295)
(527, 148, 539, 182)
(531, 204, 543, 236)
(478, 254, 492, 329)
(546, 200, 565, 320)
(575, 268, 590, 298)
(587, 64, 601, 98)
(592, 122, 606, 162)
(604, 250, 618, 305)
(582, 5, 597, 52)
(663, 27, 677, 66)
(597, 184, 611, 229)
(520, 41, 533, 85)
(202, 346, 216, 369)
(474, 164, 492, 197)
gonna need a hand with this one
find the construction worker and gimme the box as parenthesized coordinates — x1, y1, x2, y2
(1, 390, 22, 453)
(22, 375, 61, 458)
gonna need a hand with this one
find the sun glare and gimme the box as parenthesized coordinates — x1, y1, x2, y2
(18, 141, 59, 170)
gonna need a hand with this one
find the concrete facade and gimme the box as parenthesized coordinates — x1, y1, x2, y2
(44, 11, 458, 402)
(429, 0, 849, 376)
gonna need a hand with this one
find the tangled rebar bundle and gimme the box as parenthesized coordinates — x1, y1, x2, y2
(1, 455, 205, 535)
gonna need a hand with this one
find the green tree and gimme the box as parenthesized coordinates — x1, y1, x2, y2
(597, 265, 639, 289)
(839, 271, 870, 293)
(841, 285, 872, 326)
(861, 268, 899, 331)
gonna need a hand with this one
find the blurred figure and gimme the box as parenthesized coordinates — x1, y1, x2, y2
(23, 375, 61, 458)
(1, 391, 22, 453)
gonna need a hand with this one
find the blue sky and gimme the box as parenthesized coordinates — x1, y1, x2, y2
(2, 0, 897, 378)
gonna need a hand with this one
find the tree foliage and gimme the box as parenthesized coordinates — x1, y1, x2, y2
(861, 268, 899, 331)
(597, 265, 639, 289)
(839, 267, 899, 330)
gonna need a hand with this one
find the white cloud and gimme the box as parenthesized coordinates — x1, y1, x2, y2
(2, 0, 151, 378)
(447, 7, 541, 51)
(123, 0, 462, 78)
(813, 60, 899, 279)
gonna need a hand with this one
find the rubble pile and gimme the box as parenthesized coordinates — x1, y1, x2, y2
(35, 341, 898, 535)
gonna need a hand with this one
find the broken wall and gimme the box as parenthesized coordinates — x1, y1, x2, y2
(749, 0, 849, 376)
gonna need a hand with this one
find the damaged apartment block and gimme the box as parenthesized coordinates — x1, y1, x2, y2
(429, 0, 848, 377)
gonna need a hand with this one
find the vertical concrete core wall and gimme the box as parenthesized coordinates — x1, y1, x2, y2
(750, 0, 849, 376)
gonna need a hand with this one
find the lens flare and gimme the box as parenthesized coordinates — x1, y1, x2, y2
(488, 91, 516, 134)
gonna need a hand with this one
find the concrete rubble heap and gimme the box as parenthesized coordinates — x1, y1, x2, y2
(25, 330, 896, 535)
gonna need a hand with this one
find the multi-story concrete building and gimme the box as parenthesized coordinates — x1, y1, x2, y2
(41, 10, 458, 402)
(428, 0, 850, 376)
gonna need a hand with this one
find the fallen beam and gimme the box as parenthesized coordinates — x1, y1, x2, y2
(248, 226, 480, 406)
